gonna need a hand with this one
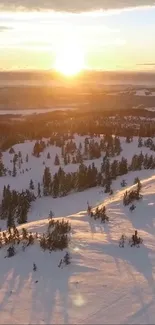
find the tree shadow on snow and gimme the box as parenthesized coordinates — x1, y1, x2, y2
(0, 247, 96, 324)
(89, 240, 155, 296)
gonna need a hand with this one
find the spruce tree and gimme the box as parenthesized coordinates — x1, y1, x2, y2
(37, 182, 41, 197)
(138, 137, 143, 147)
(29, 179, 34, 190)
(12, 163, 17, 177)
(43, 167, 51, 195)
(9, 147, 15, 154)
(47, 152, 51, 159)
(54, 154, 60, 166)
(7, 209, 15, 229)
(0, 157, 5, 176)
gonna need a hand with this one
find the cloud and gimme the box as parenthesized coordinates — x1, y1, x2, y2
(137, 63, 155, 66)
(0, 26, 12, 31)
(0, 0, 155, 12)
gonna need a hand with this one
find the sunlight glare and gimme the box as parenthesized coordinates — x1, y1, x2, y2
(54, 40, 85, 76)
(73, 293, 86, 307)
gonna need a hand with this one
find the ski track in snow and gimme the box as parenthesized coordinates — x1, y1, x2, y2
(1, 136, 155, 323)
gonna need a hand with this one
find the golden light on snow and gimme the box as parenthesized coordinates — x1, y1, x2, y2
(73, 247, 80, 252)
(73, 293, 86, 307)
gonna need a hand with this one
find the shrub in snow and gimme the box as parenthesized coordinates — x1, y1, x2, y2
(7, 246, 16, 258)
(89, 206, 109, 223)
(40, 219, 71, 252)
(9, 147, 15, 154)
(119, 234, 127, 248)
(121, 179, 127, 187)
(129, 204, 136, 212)
(33, 263, 37, 271)
(63, 252, 71, 265)
(129, 230, 143, 247)
(123, 184, 142, 206)
(48, 210, 54, 219)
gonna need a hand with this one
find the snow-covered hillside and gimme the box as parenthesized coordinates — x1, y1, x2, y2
(1, 135, 155, 192)
(1, 174, 155, 324)
(1, 134, 155, 324)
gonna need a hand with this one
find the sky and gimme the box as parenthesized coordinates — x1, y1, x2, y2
(0, 1, 155, 71)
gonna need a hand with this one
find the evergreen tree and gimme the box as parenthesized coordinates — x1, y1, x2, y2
(121, 179, 127, 187)
(7, 209, 15, 229)
(49, 210, 54, 219)
(33, 263, 37, 271)
(47, 152, 51, 159)
(110, 160, 118, 179)
(126, 135, 131, 143)
(64, 153, 68, 165)
(37, 182, 41, 197)
(119, 157, 128, 175)
(7, 246, 15, 258)
(138, 137, 143, 147)
(13, 154, 18, 164)
(54, 154, 60, 166)
(63, 252, 71, 265)
(114, 136, 122, 155)
(43, 167, 51, 196)
(61, 145, 64, 157)
(0, 157, 5, 176)
(12, 163, 17, 177)
(52, 174, 59, 197)
(9, 147, 15, 154)
(29, 179, 34, 190)
(67, 155, 70, 164)
(18, 151, 22, 158)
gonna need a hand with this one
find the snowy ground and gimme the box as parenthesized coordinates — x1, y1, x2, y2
(0, 107, 76, 116)
(1, 136, 155, 323)
(1, 173, 155, 324)
(1, 135, 155, 194)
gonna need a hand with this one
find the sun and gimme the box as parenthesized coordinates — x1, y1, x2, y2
(54, 44, 85, 77)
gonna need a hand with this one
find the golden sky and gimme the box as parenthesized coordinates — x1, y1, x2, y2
(0, 6, 155, 72)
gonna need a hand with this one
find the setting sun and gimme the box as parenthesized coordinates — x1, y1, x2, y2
(54, 44, 85, 76)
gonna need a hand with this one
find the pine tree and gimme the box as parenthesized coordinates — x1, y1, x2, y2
(63, 252, 71, 265)
(33, 263, 37, 271)
(7, 246, 16, 258)
(67, 155, 70, 164)
(37, 182, 41, 197)
(138, 137, 143, 147)
(49, 210, 54, 219)
(54, 154, 60, 166)
(126, 135, 131, 143)
(61, 146, 64, 157)
(121, 179, 127, 187)
(110, 160, 118, 179)
(29, 179, 34, 190)
(52, 173, 59, 197)
(13, 154, 18, 164)
(9, 147, 15, 154)
(43, 167, 51, 196)
(7, 209, 15, 229)
(0, 157, 5, 176)
(64, 153, 68, 165)
(12, 163, 17, 177)
(47, 152, 51, 159)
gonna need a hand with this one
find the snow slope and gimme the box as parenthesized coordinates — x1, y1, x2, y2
(1, 136, 155, 193)
(1, 174, 155, 324)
